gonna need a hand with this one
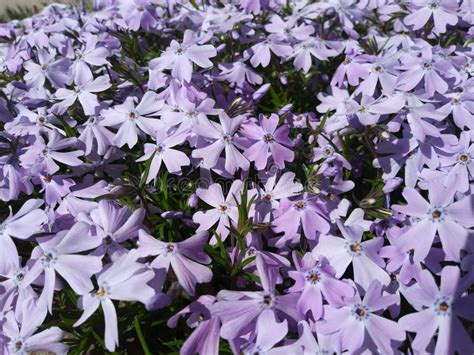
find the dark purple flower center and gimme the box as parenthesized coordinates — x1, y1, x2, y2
(166, 244, 175, 253)
(374, 65, 382, 72)
(104, 235, 113, 245)
(263, 294, 274, 306)
(175, 47, 184, 55)
(41, 63, 49, 71)
(438, 302, 449, 312)
(15, 341, 23, 350)
(263, 133, 274, 142)
(356, 308, 365, 317)
(43, 174, 52, 183)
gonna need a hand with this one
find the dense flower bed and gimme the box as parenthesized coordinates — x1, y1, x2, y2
(0, 0, 473, 353)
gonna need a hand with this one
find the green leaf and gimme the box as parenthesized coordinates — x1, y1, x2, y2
(139, 151, 156, 190)
(134, 316, 152, 355)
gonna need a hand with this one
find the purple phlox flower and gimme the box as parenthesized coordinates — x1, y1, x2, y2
(162, 84, 221, 132)
(211, 255, 300, 340)
(438, 91, 474, 130)
(152, 29, 216, 83)
(394, 102, 446, 142)
(266, 320, 321, 355)
(248, 35, 293, 68)
(243, 309, 288, 354)
(78, 114, 115, 156)
(264, 15, 314, 41)
(218, 61, 263, 87)
(20, 222, 102, 313)
(399, 267, 473, 354)
(5, 105, 58, 137)
(136, 127, 190, 182)
(355, 52, 399, 96)
(80, 200, 145, 261)
(288, 253, 355, 320)
(32, 173, 75, 206)
(0, 199, 47, 273)
(317, 87, 351, 115)
(192, 112, 249, 174)
(138, 230, 212, 296)
(312, 136, 351, 171)
(438, 132, 474, 193)
(318, 280, 405, 354)
(392, 180, 474, 262)
(24, 49, 71, 88)
(53, 72, 111, 115)
(397, 47, 451, 96)
(2, 300, 68, 355)
(20, 130, 83, 174)
(241, 113, 294, 170)
(71, 34, 110, 80)
(292, 36, 340, 73)
(167, 295, 220, 355)
(312, 218, 390, 290)
(404, 0, 458, 34)
(100, 91, 165, 148)
(346, 94, 405, 126)
(272, 193, 330, 244)
(378, 226, 423, 285)
(331, 50, 371, 87)
(73, 250, 154, 352)
(0, 245, 39, 315)
(254, 171, 303, 223)
(193, 180, 243, 241)
(123, 0, 157, 31)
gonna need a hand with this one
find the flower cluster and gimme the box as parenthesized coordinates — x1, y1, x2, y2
(0, 0, 473, 354)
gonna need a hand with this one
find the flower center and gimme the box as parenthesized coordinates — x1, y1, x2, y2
(452, 97, 460, 104)
(423, 62, 432, 69)
(156, 145, 163, 153)
(263, 193, 272, 202)
(186, 110, 197, 118)
(429, 1, 439, 8)
(41, 63, 49, 71)
(218, 203, 228, 213)
(352, 304, 369, 320)
(104, 235, 113, 245)
(327, 192, 336, 201)
(431, 210, 442, 219)
(128, 111, 137, 120)
(263, 294, 275, 307)
(374, 65, 382, 72)
(351, 243, 361, 253)
(15, 341, 23, 351)
(263, 133, 274, 142)
(439, 302, 449, 312)
(305, 269, 321, 285)
(294, 200, 306, 210)
(343, 57, 350, 65)
(459, 154, 470, 163)
(358, 105, 366, 113)
(16, 272, 24, 282)
(166, 243, 175, 253)
(43, 174, 52, 183)
(175, 47, 184, 55)
(38, 115, 46, 124)
(222, 134, 232, 142)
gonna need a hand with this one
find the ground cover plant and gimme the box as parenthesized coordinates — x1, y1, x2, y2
(0, 0, 473, 353)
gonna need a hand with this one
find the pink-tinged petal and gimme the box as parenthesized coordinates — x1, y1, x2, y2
(396, 220, 436, 262)
(255, 309, 288, 350)
(102, 298, 119, 352)
(438, 220, 468, 261)
(56, 255, 101, 294)
(74, 293, 101, 326)
(399, 309, 438, 352)
(366, 314, 405, 354)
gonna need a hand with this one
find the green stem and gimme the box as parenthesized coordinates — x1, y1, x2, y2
(134, 316, 152, 355)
